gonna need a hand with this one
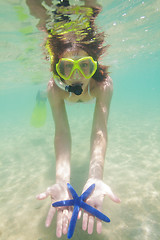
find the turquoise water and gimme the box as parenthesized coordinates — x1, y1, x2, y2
(0, 0, 160, 240)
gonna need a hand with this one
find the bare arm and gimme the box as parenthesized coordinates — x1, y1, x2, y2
(82, 0, 101, 7)
(47, 80, 71, 183)
(26, 0, 52, 29)
(89, 76, 113, 179)
(36, 80, 71, 237)
(82, 77, 120, 235)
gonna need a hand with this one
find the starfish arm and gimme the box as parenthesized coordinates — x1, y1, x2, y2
(52, 199, 74, 207)
(81, 184, 95, 201)
(67, 205, 80, 239)
(67, 183, 78, 199)
(81, 201, 110, 222)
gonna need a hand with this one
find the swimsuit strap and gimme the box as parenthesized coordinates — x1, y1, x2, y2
(88, 82, 92, 98)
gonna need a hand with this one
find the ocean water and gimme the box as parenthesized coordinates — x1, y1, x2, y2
(0, 0, 160, 240)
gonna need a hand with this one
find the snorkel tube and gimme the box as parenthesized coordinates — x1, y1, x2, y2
(54, 75, 83, 95)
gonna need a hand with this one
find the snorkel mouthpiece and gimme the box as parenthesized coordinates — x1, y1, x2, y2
(65, 84, 83, 95)
(53, 75, 83, 95)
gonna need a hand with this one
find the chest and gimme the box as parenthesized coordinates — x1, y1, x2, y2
(65, 84, 95, 103)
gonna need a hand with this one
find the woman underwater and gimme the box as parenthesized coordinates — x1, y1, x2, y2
(26, 0, 120, 238)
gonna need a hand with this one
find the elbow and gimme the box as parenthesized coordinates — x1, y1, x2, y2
(54, 125, 71, 145)
(91, 128, 107, 148)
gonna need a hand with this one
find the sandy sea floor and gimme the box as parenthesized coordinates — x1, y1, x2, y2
(0, 98, 160, 240)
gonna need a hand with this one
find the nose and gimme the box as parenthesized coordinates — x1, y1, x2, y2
(72, 69, 81, 78)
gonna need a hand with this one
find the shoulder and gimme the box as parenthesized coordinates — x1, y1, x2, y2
(47, 78, 64, 96)
(99, 75, 113, 92)
(47, 78, 55, 93)
(47, 79, 56, 100)
(95, 75, 113, 101)
(47, 79, 65, 107)
(93, 76, 113, 119)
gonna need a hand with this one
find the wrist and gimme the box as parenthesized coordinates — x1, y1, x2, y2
(89, 162, 104, 180)
(56, 176, 70, 184)
(56, 169, 70, 184)
(88, 173, 103, 180)
(56, 157, 71, 184)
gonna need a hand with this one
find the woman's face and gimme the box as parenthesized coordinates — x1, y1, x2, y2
(59, 48, 92, 91)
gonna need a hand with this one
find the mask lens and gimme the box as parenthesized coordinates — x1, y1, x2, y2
(57, 59, 74, 79)
(79, 57, 96, 78)
(56, 57, 97, 80)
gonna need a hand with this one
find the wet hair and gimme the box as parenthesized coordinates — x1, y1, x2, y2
(46, 7, 109, 82)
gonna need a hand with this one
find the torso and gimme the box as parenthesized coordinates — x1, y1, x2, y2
(48, 76, 112, 105)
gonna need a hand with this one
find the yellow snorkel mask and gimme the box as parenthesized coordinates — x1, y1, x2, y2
(53, 57, 97, 96)
(56, 56, 97, 80)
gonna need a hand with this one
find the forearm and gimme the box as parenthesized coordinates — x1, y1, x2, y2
(26, 0, 52, 29)
(89, 127, 107, 180)
(83, 0, 101, 7)
(54, 129, 71, 183)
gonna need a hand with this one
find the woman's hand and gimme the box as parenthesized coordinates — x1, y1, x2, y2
(81, 178, 120, 234)
(36, 182, 72, 238)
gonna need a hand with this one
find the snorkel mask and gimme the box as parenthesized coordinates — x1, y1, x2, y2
(54, 56, 97, 95)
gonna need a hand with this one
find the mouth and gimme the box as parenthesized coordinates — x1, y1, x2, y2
(68, 83, 83, 95)
(71, 82, 83, 87)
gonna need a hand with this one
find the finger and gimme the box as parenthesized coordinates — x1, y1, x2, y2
(36, 191, 49, 200)
(82, 211, 88, 231)
(56, 210, 63, 238)
(88, 215, 94, 234)
(36, 185, 54, 200)
(95, 204, 102, 234)
(68, 207, 73, 222)
(62, 209, 69, 235)
(45, 205, 56, 227)
(104, 185, 121, 203)
(78, 209, 82, 219)
(96, 219, 102, 234)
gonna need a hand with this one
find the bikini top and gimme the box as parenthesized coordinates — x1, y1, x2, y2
(65, 82, 95, 103)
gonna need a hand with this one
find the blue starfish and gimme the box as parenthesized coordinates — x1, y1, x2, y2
(52, 183, 110, 239)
